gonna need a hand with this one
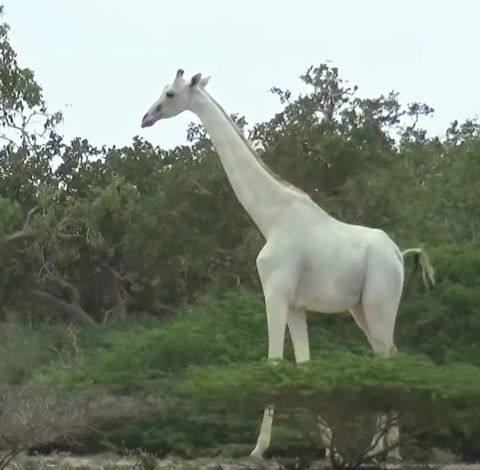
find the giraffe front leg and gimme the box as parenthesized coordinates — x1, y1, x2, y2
(250, 404, 275, 458)
(287, 308, 341, 463)
(250, 285, 289, 458)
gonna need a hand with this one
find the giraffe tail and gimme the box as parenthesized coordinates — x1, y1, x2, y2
(402, 248, 435, 291)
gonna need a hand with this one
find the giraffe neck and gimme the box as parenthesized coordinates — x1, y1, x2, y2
(190, 89, 315, 236)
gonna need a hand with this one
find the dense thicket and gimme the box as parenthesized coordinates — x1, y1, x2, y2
(1, 6, 479, 463)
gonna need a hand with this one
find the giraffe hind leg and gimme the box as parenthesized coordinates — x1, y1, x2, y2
(361, 259, 403, 461)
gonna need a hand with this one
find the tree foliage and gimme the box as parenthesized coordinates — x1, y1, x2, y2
(0, 7, 479, 462)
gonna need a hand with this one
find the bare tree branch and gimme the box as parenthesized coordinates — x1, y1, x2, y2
(318, 412, 401, 470)
(0, 387, 152, 469)
(25, 288, 96, 328)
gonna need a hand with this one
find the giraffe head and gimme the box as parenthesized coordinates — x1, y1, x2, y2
(141, 69, 210, 128)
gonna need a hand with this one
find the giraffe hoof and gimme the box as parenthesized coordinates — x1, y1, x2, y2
(249, 447, 265, 459)
(384, 463, 402, 470)
(385, 456, 402, 470)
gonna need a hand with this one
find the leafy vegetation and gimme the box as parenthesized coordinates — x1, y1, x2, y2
(0, 5, 480, 464)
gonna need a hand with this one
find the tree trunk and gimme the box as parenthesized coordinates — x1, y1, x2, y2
(27, 289, 96, 328)
(103, 266, 128, 324)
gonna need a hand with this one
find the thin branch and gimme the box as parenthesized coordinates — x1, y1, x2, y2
(23, 205, 39, 228)
(319, 412, 401, 470)
(3, 205, 40, 244)
(0, 135, 19, 149)
(3, 229, 37, 244)
(350, 414, 400, 470)
(317, 416, 344, 469)
(0, 447, 22, 470)
(0, 388, 149, 469)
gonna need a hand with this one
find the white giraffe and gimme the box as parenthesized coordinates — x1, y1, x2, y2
(141, 69, 435, 461)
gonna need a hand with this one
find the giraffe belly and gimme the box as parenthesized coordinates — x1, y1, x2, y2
(297, 289, 360, 314)
(301, 301, 357, 314)
(294, 259, 364, 313)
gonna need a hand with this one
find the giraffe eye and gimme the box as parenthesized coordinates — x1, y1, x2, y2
(166, 91, 175, 98)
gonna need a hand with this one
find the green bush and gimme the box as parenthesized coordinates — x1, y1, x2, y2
(0, 320, 85, 385)
(398, 244, 480, 365)
(178, 352, 480, 418)
(25, 287, 479, 457)
(34, 291, 266, 391)
(5, 241, 480, 457)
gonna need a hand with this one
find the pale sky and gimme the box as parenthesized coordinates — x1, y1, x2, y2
(3, 0, 479, 150)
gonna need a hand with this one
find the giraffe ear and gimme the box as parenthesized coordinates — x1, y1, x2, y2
(199, 76, 210, 88)
(189, 73, 202, 87)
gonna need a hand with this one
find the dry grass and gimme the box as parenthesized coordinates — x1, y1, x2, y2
(0, 387, 153, 470)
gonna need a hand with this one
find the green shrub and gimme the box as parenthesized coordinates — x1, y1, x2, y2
(21, 281, 480, 457)
(38, 291, 267, 391)
(176, 352, 480, 458)
(0, 320, 84, 385)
